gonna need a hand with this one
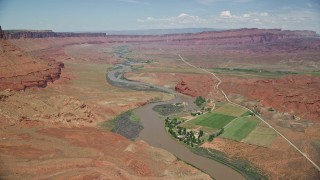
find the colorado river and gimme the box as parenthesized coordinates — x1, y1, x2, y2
(107, 60, 245, 179)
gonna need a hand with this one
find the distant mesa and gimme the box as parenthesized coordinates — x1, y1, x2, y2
(0, 26, 107, 39)
(0, 26, 65, 91)
(1, 26, 317, 45)
(107, 28, 318, 45)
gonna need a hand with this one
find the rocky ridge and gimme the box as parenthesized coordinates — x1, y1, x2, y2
(175, 73, 320, 121)
(0, 90, 96, 126)
(0, 38, 64, 91)
(108, 28, 318, 45)
(2, 28, 106, 39)
(175, 75, 217, 98)
(2, 27, 318, 48)
(221, 75, 320, 121)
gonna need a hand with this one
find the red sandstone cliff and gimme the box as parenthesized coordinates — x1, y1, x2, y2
(2, 27, 317, 46)
(108, 28, 318, 45)
(0, 40, 64, 91)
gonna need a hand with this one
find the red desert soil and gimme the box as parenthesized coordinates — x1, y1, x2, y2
(202, 137, 320, 179)
(0, 124, 210, 179)
(0, 40, 63, 91)
(175, 75, 220, 98)
(221, 75, 320, 121)
(171, 71, 320, 121)
(0, 38, 210, 179)
(2, 28, 320, 179)
(171, 71, 320, 178)
(125, 71, 222, 99)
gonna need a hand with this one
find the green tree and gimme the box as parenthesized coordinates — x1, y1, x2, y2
(199, 130, 204, 137)
(183, 128, 186, 135)
(208, 135, 214, 142)
(194, 96, 206, 107)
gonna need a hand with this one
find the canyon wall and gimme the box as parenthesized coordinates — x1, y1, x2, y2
(108, 28, 318, 45)
(0, 33, 64, 91)
(2, 27, 317, 45)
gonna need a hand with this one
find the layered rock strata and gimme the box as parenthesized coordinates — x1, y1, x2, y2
(108, 28, 318, 45)
(0, 40, 63, 91)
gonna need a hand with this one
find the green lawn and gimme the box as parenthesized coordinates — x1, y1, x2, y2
(214, 104, 247, 116)
(191, 113, 236, 129)
(221, 116, 260, 141)
(242, 123, 278, 147)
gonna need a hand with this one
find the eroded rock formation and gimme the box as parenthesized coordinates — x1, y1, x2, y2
(221, 75, 320, 121)
(175, 76, 217, 97)
(0, 40, 64, 91)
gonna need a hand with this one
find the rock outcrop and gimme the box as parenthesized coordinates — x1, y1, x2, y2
(0, 40, 64, 91)
(175, 76, 216, 97)
(175, 74, 320, 121)
(0, 92, 96, 126)
(221, 75, 320, 121)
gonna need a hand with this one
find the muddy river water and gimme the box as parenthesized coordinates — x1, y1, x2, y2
(107, 61, 245, 179)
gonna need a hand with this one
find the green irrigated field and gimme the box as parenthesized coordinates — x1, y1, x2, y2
(214, 104, 247, 116)
(242, 123, 278, 147)
(221, 116, 260, 141)
(209, 67, 298, 78)
(191, 112, 236, 129)
(240, 111, 253, 117)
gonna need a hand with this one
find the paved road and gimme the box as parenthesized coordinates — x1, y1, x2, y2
(178, 54, 320, 172)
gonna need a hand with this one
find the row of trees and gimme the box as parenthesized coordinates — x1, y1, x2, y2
(165, 117, 205, 148)
(164, 117, 182, 129)
(208, 128, 224, 141)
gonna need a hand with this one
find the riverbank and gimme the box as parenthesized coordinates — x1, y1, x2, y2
(104, 47, 262, 179)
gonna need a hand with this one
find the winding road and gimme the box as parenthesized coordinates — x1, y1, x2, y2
(178, 54, 320, 172)
(107, 59, 245, 179)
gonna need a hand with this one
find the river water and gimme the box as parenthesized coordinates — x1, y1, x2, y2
(107, 61, 245, 179)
